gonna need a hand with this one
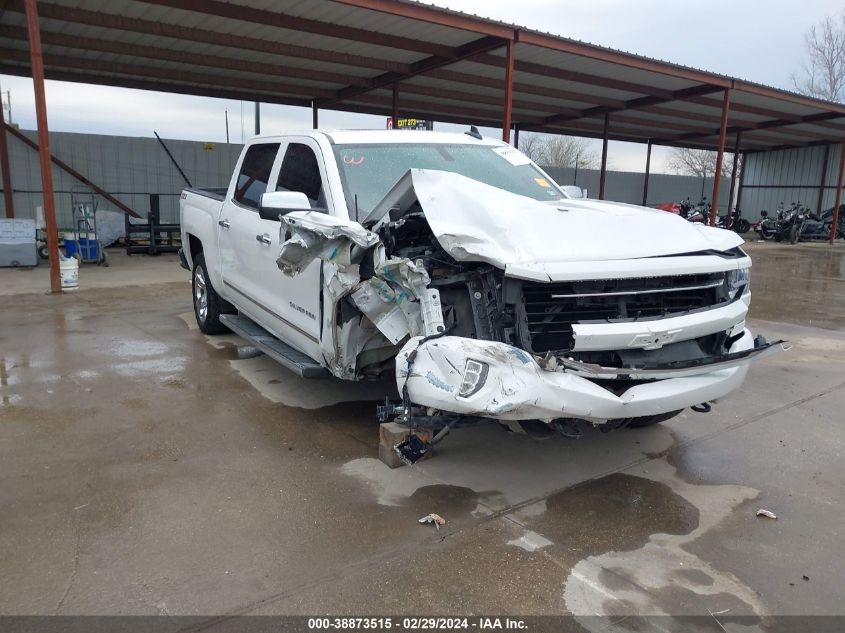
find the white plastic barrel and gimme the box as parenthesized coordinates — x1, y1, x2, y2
(59, 255, 79, 290)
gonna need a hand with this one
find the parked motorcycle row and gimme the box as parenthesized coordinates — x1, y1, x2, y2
(656, 196, 844, 243)
(656, 197, 751, 234)
(755, 201, 845, 244)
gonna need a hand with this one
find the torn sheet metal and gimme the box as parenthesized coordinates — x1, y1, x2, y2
(276, 210, 379, 276)
(348, 258, 444, 344)
(350, 280, 414, 344)
(366, 169, 743, 269)
(395, 330, 758, 423)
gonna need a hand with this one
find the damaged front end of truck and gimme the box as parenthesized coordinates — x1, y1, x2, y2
(274, 168, 788, 453)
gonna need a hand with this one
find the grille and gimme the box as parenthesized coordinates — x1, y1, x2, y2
(521, 273, 731, 354)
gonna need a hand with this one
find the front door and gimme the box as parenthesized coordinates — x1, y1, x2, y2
(252, 139, 331, 359)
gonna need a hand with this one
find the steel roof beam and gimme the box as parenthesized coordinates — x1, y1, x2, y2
(0, 48, 337, 100)
(0, 63, 312, 109)
(349, 93, 546, 125)
(329, 0, 516, 39)
(320, 35, 509, 107)
(3, 1, 409, 73)
(541, 83, 722, 126)
(666, 109, 845, 143)
(471, 54, 677, 99)
(517, 31, 732, 88)
(0, 25, 369, 88)
(141, 0, 455, 57)
(425, 69, 628, 108)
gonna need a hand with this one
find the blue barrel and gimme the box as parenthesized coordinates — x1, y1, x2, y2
(65, 238, 100, 260)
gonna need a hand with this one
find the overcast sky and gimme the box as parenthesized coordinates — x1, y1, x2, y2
(1, 0, 842, 173)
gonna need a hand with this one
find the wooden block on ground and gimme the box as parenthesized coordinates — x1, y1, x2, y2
(378, 422, 433, 469)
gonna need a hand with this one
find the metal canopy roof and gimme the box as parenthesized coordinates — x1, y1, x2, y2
(2, 0, 845, 152)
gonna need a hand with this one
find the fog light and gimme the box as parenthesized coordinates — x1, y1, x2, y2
(458, 359, 489, 398)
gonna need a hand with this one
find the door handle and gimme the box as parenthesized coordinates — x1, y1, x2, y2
(218, 219, 230, 229)
(255, 233, 272, 245)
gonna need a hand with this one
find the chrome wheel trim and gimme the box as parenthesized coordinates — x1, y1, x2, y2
(194, 265, 208, 323)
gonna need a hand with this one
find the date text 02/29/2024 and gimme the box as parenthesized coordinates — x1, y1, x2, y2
(307, 618, 528, 630)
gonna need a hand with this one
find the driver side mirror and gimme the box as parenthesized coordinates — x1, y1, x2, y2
(258, 191, 313, 221)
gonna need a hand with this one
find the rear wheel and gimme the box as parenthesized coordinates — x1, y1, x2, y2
(734, 219, 751, 234)
(789, 224, 800, 244)
(625, 410, 683, 428)
(192, 252, 229, 335)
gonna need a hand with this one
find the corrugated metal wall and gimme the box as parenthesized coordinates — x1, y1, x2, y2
(741, 146, 841, 220)
(2, 129, 243, 227)
(542, 166, 731, 209)
(1, 128, 750, 227)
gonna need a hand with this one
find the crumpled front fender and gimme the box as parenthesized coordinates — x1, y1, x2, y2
(395, 332, 762, 422)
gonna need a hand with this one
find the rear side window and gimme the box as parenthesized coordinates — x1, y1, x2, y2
(276, 143, 326, 208)
(234, 143, 280, 209)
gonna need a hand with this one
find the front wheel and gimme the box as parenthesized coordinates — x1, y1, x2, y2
(734, 219, 751, 234)
(789, 224, 800, 244)
(192, 252, 230, 335)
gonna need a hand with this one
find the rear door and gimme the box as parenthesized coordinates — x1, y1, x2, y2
(218, 142, 280, 325)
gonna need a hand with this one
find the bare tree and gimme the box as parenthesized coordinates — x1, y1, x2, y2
(791, 10, 845, 102)
(518, 132, 598, 168)
(667, 147, 734, 179)
(516, 132, 546, 164)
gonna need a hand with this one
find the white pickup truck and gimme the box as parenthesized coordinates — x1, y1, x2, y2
(180, 129, 786, 441)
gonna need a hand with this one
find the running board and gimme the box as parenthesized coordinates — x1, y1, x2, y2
(220, 314, 330, 379)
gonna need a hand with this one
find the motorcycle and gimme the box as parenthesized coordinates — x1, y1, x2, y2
(757, 201, 806, 244)
(683, 197, 749, 233)
(685, 196, 710, 223)
(798, 204, 845, 242)
(716, 208, 751, 234)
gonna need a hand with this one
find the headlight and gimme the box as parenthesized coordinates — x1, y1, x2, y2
(727, 267, 750, 293)
(458, 359, 489, 398)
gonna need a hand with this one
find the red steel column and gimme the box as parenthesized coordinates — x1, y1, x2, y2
(829, 142, 845, 244)
(312, 101, 318, 129)
(641, 139, 652, 206)
(816, 143, 831, 215)
(599, 112, 610, 200)
(709, 88, 731, 226)
(25, 0, 61, 292)
(0, 104, 13, 218)
(502, 39, 514, 143)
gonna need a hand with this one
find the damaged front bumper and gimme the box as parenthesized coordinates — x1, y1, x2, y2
(396, 330, 788, 423)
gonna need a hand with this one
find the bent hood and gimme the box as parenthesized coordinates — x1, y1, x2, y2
(367, 169, 743, 271)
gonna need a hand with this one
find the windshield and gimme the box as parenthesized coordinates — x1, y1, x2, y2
(333, 143, 565, 219)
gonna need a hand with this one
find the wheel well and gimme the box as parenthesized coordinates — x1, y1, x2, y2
(187, 234, 202, 267)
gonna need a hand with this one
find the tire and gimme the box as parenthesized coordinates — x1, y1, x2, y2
(734, 219, 751, 234)
(38, 245, 49, 260)
(774, 232, 783, 242)
(192, 252, 230, 335)
(625, 410, 683, 429)
(789, 224, 800, 244)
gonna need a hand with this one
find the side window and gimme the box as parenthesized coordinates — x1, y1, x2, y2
(233, 143, 280, 209)
(276, 143, 326, 209)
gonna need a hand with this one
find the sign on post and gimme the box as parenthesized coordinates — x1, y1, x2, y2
(387, 117, 433, 130)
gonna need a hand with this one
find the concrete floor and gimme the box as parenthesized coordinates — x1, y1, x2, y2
(1, 244, 844, 626)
